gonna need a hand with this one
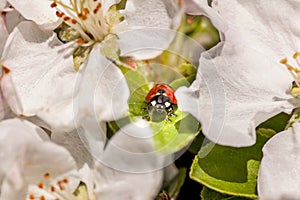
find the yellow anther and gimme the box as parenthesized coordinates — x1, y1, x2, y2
(291, 87, 300, 98)
(280, 58, 288, 64)
(293, 52, 300, 59)
(281, 52, 300, 95)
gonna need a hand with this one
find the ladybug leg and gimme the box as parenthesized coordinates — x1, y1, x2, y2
(143, 103, 153, 121)
(165, 106, 176, 121)
(142, 115, 150, 121)
(166, 117, 172, 122)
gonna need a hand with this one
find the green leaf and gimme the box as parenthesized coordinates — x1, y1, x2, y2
(180, 63, 197, 78)
(190, 128, 276, 199)
(283, 108, 299, 129)
(106, 116, 131, 139)
(121, 68, 149, 117)
(169, 77, 191, 90)
(119, 64, 200, 153)
(257, 112, 290, 132)
(188, 132, 205, 154)
(152, 111, 200, 154)
(201, 186, 253, 200)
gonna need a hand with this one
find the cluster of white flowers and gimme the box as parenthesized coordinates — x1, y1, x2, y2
(0, 0, 184, 199)
(1, 0, 299, 199)
(177, 0, 300, 199)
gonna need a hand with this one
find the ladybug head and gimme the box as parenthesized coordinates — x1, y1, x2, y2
(147, 95, 173, 122)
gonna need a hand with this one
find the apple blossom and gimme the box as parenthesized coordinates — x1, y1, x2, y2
(175, 0, 299, 147)
(0, 118, 167, 200)
(51, 120, 168, 200)
(1, 0, 183, 133)
(258, 122, 300, 199)
(0, 118, 80, 200)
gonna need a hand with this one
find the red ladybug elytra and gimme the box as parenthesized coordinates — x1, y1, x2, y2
(145, 83, 177, 121)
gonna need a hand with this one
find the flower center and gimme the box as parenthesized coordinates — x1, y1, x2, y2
(27, 172, 77, 200)
(280, 52, 300, 97)
(50, 0, 110, 44)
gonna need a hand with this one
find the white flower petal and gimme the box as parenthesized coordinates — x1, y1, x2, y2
(1, 21, 77, 131)
(94, 162, 163, 200)
(0, 141, 79, 200)
(0, 14, 8, 56)
(99, 120, 173, 172)
(116, 0, 182, 60)
(0, 0, 7, 10)
(117, 28, 177, 60)
(7, 0, 59, 30)
(51, 130, 94, 168)
(77, 44, 129, 122)
(121, 0, 172, 28)
(36, 99, 76, 132)
(5, 8, 26, 33)
(0, 82, 10, 120)
(74, 44, 129, 135)
(0, 118, 49, 185)
(94, 120, 165, 200)
(258, 123, 300, 199)
(78, 164, 98, 200)
(73, 44, 130, 161)
(211, 0, 300, 58)
(176, 42, 295, 147)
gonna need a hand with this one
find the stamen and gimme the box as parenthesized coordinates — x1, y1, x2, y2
(38, 182, 44, 189)
(29, 194, 35, 200)
(2, 65, 10, 74)
(76, 38, 85, 45)
(51, 185, 56, 192)
(84, 8, 89, 14)
(280, 58, 288, 64)
(93, 3, 102, 14)
(56, 11, 64, 18)
(28, 171, 75, 199)
(51, 2, 57, 8)
(178, 0, 183, 6)
(50, 0, 111, 43)
(71, 19, 77, 24)
(44, 172, 51, 179)
(293, 51, 300, 68)
(57, 180, 65, 191)
(280, 55, 300, 88)
(63, 16, 71, 21)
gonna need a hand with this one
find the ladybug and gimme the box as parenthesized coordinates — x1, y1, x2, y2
(145, 83, 177, 122)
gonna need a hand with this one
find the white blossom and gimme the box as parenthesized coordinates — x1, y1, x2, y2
(175, 0, 299, 147)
